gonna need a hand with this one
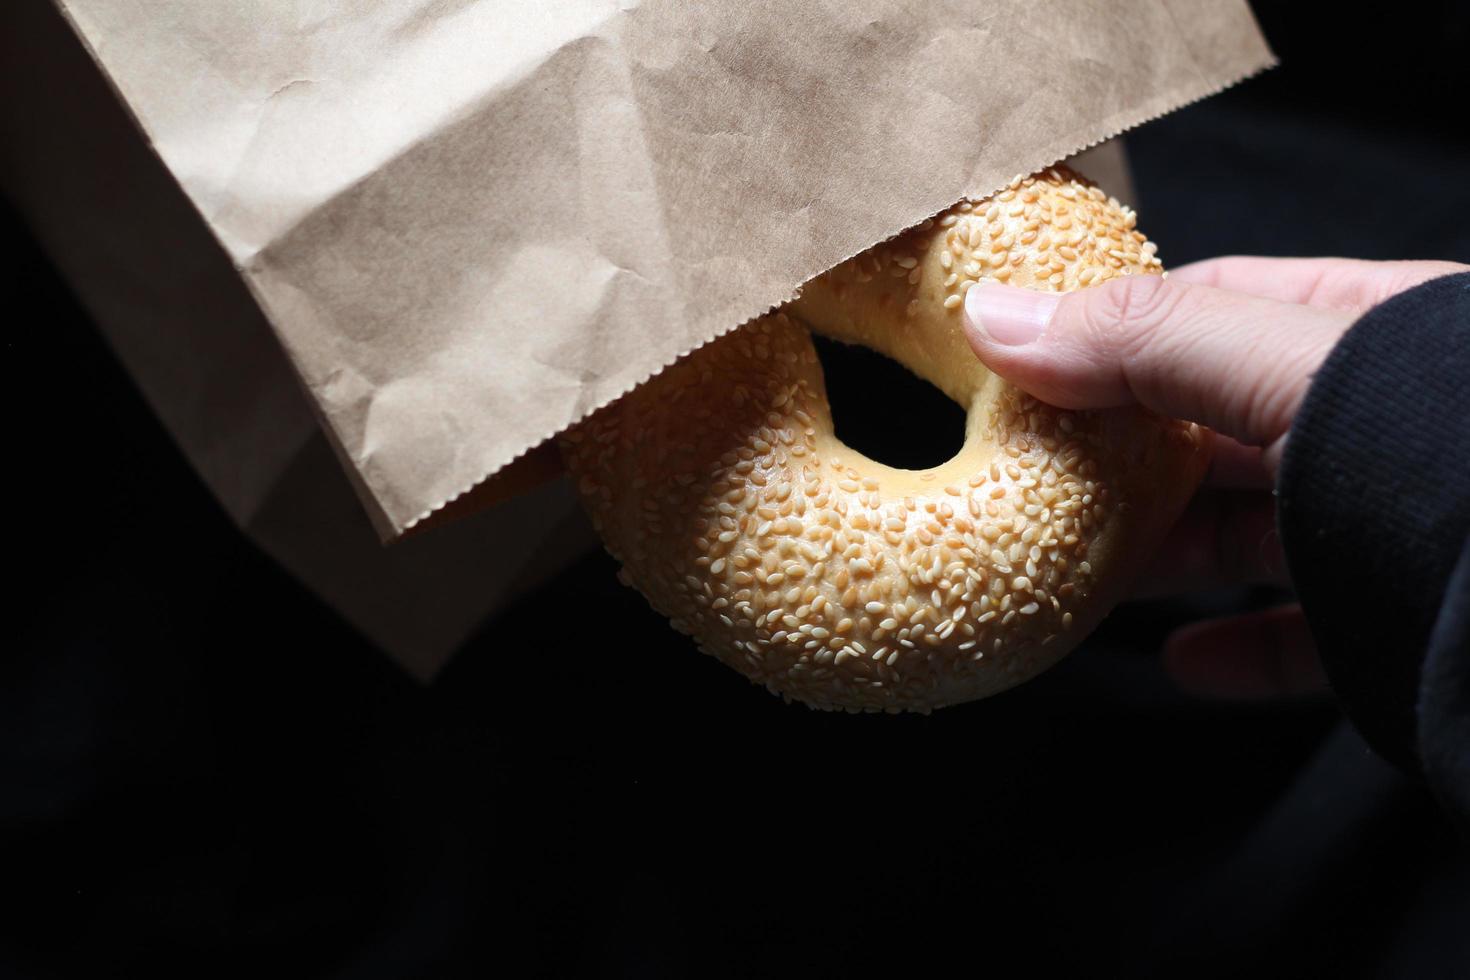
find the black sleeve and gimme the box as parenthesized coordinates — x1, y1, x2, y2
(1277, 271, 1470, 821)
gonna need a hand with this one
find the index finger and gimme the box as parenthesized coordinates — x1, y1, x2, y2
(1170, 256, 1469, 313)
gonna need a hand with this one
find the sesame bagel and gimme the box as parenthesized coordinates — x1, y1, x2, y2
(561, 166, 1209, 711)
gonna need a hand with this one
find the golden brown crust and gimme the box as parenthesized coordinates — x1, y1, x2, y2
(561, 166, 1209, 711)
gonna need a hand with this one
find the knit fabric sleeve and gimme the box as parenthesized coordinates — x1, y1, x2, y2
(1277, 271, 1470, 817)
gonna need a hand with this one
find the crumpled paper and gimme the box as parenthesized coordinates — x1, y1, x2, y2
(0, 0, 1272, 676)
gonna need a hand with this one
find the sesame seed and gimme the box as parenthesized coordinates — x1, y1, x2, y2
(563, 163, 1163, 713)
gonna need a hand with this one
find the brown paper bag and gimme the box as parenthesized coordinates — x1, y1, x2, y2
(0, 0, 1271, 677)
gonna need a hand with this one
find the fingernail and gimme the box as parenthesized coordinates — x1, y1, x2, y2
(964, 282, 1059, 346)
(1257, 527, 1286, 584)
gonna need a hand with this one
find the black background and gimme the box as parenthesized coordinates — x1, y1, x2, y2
(5, 3, 1469, 977)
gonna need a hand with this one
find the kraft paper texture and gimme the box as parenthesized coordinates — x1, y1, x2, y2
(0, 0, 1272, 675)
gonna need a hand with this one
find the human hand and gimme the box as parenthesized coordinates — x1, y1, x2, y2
(962, 257, 1468, 699)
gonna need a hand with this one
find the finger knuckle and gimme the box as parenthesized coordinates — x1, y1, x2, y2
(1086, 274, 1181, 359)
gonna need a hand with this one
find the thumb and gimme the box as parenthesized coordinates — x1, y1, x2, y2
(962, 275, 1355, 467)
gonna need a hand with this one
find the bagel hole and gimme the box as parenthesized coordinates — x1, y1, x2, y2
(811, 334, 966, 471)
